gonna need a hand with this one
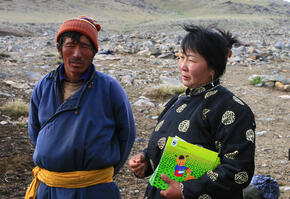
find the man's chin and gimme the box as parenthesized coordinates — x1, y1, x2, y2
(70, 64, 83, 69)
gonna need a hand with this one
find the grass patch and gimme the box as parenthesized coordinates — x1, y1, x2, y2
(1, 99, 29, 118)
(251, 76, 263, 86)
(44, 53, 56, 57)
(0, 52, 10, 59)
(9, 59, 18, 63)
(144, 85, 186, 99)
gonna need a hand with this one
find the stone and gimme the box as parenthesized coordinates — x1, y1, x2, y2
(133, 99, 155, 107)
(283, 85, 290, 92)
(275, 82, 284, 90)
(264, 81, 275, 87)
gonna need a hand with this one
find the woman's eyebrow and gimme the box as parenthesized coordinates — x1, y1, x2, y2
(187, 54, 198, 58)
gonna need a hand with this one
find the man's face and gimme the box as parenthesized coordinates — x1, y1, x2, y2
(58, 35, 95, 82)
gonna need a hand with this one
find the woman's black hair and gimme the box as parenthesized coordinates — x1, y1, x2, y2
(57, 31, 96, 55)
(181, 24, 239, 79)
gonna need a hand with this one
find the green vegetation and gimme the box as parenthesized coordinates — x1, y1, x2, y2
(145, 85, 186, 99)
(1, 99, 29, 118)
(0, 0, 287, 32)
(251, 76, 263, 86)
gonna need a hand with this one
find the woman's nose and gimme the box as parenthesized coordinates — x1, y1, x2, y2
(180, 60, 188, 71)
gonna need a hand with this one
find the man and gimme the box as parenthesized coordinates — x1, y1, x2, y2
(25, 16, 136, 199)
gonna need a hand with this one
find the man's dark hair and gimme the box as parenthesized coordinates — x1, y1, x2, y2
(57, 31, 96, 55)
(181, 25, 239, 79)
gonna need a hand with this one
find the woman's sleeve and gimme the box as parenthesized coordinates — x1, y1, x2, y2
(181, 97, 256, 198)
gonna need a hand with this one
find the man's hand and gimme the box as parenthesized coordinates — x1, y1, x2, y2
(128, 153, 147, 177)
(160, 174, 183, 199)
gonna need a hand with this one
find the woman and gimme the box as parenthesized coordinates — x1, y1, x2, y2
(129, 25, 255, 199)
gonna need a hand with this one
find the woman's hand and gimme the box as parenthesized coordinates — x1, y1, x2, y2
(160, 174, 183, 199)
(128, 153, 147, 177)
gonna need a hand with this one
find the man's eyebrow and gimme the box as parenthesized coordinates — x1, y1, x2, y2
(64, 40, 77, 44)
(80, 42, 91, 45)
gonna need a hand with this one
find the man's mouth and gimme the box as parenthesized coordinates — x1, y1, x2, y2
(70, 60, 83, 66)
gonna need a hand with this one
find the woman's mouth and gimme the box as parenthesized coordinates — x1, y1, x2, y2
(182, 75, 190, 81)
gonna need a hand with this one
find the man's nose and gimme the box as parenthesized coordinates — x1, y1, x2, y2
(72, 46, 82, 57)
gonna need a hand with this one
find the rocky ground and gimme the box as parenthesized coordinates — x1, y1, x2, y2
(0, 21, 289, 199)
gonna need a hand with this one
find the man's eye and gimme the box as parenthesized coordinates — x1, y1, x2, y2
(81, 45, 91, 49)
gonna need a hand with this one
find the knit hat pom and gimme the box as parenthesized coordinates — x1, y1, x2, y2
(78, 16, 101, 31)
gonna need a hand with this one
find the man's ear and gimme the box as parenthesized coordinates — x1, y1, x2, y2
(57, 44, 62, 57)
(228, 50, 233, 58)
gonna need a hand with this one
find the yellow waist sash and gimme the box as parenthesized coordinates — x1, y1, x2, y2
(25, 166, 114, 199)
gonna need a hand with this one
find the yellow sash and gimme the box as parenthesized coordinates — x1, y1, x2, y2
(25, 166, 114, 199)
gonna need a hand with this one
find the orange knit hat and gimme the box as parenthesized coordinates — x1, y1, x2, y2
(56, 16, 101, 52)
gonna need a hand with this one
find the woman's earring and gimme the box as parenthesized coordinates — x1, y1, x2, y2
(211, 75, 214, 87)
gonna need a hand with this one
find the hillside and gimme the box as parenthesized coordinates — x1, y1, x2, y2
(0, 0, 289, 32)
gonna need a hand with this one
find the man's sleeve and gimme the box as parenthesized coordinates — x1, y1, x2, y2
(111, 81, 136, 175)
(28, 82, 41, 145)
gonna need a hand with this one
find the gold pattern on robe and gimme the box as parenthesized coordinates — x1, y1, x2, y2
(179, 183, 185, 199)
(202, 109, 210, 120)
(224, 150, 239, 159)
(157, 137, 166, 150)
(233, 96, 244, 105)
(215, 141, 222, 154)
(222, 110, 235, 125)
(149, 159, 155, 171)
(246, 129, 255, 143)
(178, 120, 190, 133)
(234, 171, 248, 184)
(176, 104, 187, 113)
(198, 194, 212, 199)
(194, 86, 206, 94)
(155, 120, 164, 132)
(205, 90, 218, 99)
(207, 170, 218, 181)
(179, 93, 186, 97)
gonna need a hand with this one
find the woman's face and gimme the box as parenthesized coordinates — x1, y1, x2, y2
(178, 49, 215, 89)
